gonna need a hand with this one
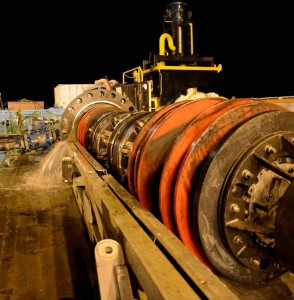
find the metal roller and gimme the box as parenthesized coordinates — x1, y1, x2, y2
(159, 99, 265, 235)
(196, 111, 294, 283)
(77, 106, 116, 148)
(127, 101, 185, 196)
(135, 98, 225, 217)
(63, 93, 294, 285)
(90, 110, 130, 167)
(173, 101, 287, 267)
(60, 87, 136, 141)
(106, 111, 152, 185)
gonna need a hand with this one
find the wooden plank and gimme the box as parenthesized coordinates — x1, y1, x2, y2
(0, 210, 16, 300)
(2, 191, 19, 211)
(103, 174, 238, 300)
(6, 191, 36, 215)
(13, 253, 44, 297)
(38, 209, 99, 300)
(0, 258, 14, 294)
(15, 214, 37, 227)
(15, 226, 38, 255)
(38, 226, 75, 299)
(85, 172, 200, 300)
(36, 191, 52, 211)
(74, 141, 107, 175)
(0, 207, 9, 235)
(0, 149, 100, 300)
(49, 189, 71, 209)
(0, 193, 12, 208)
(0, 206, 16, 261)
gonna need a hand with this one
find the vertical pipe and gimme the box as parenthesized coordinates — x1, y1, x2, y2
(165, 1, 192, 56)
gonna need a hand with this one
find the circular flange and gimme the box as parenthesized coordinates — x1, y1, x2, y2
(107, 111, 151, 184)
(60, 88, 136, 141)
(135, 98, 224, 217)
(197, 110, 294, 284)
(174, 101, 286, 265)
(221, 132, 294, 275)
(77, 105, 115, 147)
(127, 101, 185, 196)
(90, 110, 130, 168)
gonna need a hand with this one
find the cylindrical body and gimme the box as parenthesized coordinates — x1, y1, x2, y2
(166, 1, 191, 56)
(61, 87, 294, 284)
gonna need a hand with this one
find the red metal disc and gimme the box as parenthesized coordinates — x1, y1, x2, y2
(159, 99, 259, 235)
(135, 98, 224, 217)
(77, 105, 114, 147)
(127, 101, 185, 196)
(77, 107, 98, 146)
(173, 100, 286, 262)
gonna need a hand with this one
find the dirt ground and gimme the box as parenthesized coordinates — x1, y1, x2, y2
(0, 145, 99, 299)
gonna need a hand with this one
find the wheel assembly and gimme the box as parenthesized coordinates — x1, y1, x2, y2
(196, 110, 294, 283)
(62, 89, 294, 284)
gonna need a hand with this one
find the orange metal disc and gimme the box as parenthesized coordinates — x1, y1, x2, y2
(127, 101, 185, 196)
(135, 98, 224, 217)
(77, 107, 99, 147)
(173, 101, 286, 261)
(159, 99, 259, 235)
(77, 105, 114, 147)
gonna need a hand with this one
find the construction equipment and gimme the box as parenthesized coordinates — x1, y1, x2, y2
(59, 1, 294, 298)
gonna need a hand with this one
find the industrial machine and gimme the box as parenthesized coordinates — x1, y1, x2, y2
(0, 109, 60, 155)
(59, 1, 294, 299)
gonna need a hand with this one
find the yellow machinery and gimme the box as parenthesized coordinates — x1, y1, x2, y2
(59, 1, 294, 299)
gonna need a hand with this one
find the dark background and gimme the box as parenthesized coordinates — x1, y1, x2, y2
(0, 1, 293, 108)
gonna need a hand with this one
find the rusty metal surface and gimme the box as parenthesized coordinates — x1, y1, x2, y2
(275, 180, 294, 273)
(90, 111, 130, 168)
(69, 151, 202, 300)
(102, 174, 240, 300)
(174, 102, 286, 265)
(77, 105, 115, 147)
(60, 88, 136, 141)
(159, 99, 258, 236)
(69, 141, 294, 299)
(127, 101, 184, 196)
(197, 111, 294, 284)
(222, 132, 294, 276)
(108, 111, 151, 185)
(135, 98, 223, 217)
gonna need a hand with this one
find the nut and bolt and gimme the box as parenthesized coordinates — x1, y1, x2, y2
(230, 203, 240, 213)
(242, 195, 251, 203)
(250, 258, 261, 267)
(242, 169, 254, 179)
(233, 235, 244, 245)
(265, 145, 277, 154)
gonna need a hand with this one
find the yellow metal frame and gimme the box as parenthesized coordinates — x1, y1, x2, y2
(143, 64, 222, 74)
(122, 67, 143, 84)
(150, 97, 160, 111)
(122, 25, 222, 85)
(122, 22, 222, 110)
(122, 63, 222, 85)
(189, 23, 194, 55)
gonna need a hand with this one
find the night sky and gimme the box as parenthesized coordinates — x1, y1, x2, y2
(0, 1, 293, 108)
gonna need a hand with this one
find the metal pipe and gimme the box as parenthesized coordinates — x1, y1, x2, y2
(159, 33, 176, 55)
(165, 1, 192, 56)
